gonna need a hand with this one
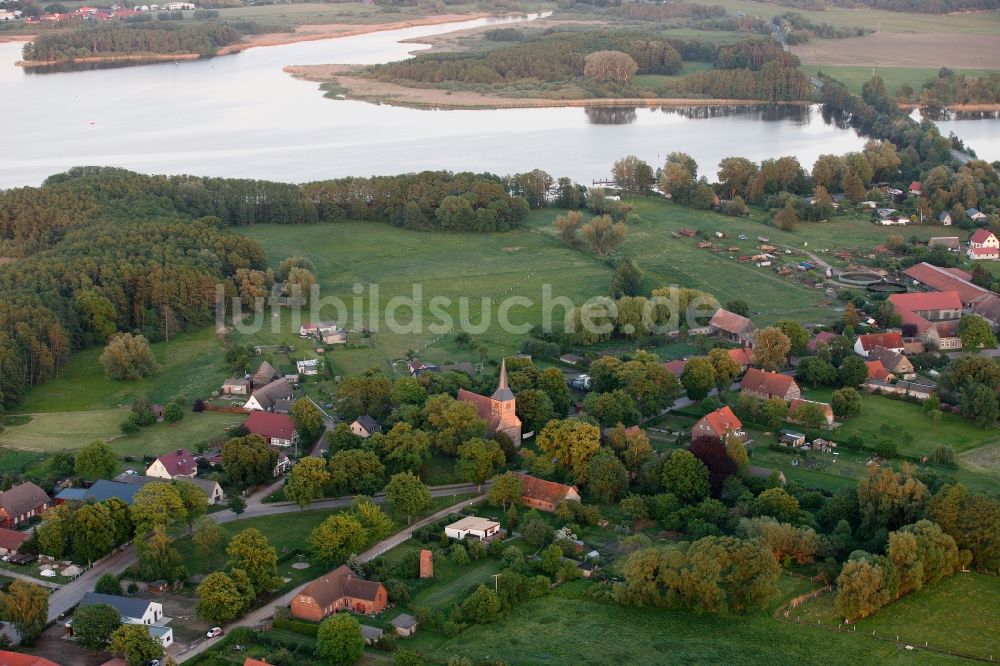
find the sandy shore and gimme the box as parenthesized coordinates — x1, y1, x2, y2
(0, 34, 34, 43)
(285, 63, 804, 110)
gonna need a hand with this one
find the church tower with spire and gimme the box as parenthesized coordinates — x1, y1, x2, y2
(457, 357, 522, 447)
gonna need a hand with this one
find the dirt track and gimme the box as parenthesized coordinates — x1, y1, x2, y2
(793, 32, 1000, 69)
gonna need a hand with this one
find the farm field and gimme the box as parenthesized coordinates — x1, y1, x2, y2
(793, 32, 1000, 70)
(793, 573, 1000, 661)
(804, 65, 1000, 97)
(0, 408, 239, 458)
(407, 579, 962, 665)
(14, 327, 228, 414)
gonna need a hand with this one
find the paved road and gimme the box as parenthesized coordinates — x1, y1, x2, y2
(43, 483, 481, 623)
(174, 492, 485, 663)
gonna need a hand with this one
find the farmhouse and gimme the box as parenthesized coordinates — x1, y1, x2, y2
(0, 527, 30, 556)
(457, 359, 522, 446)
(350, 415, 381, 438)
(968, 246, 1000, 261)
(901, 262, 989, 307)
(0, 482, 51, 529)
(444, 516, 501, 541)
(244, 378, 294, 413)
(853, 332, 904, 357)
(146, 449, 197, 480)
(221, 377, 250, 395)
(740, 368, 801, 401)
(888, 291, 963, 350)
(291, 565, 388, 620)
(691, 406, 745, 443)
(252, 361, 278, 388)
(708, 309, 756, 346)
(938, 211, 953, 226)
(787, 399, 834, 427)
(515, 473, 580, 513)
(867, 347, 915, 379)
(245, 411, 298, 448)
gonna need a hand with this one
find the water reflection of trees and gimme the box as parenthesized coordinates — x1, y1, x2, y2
(919, 109, 1000, 122)
(583, 103, 814, 126)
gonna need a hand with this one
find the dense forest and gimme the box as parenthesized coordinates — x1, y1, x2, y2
(915, 70, 1000, 107)
(21, 21, 248, 61)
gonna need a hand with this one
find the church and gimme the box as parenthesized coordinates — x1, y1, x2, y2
(457, 359, 522, 446)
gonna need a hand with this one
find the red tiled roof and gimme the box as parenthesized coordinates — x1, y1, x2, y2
(0, 527, 30, 551)
(807, 331, 836, 351)
(245, 411, 296, 440)
(889, 291, 963, 313)
(909, 181, 921, 191)
(970, 229, 996, 245)
(0, 652, 63, 666)
(244, 660, 270, 666)
(154, 449, 197, 477)
(727, 347, 753, 367)
(741, 368, 799, 398)
(865, 360, 893, 381)
(694, 406, 742, 439)
(709, 309, 755, 336)
(515, 473, 578, 506)
(856, 332, 904, 351)
(969, 247, 999, 257)
(661, 359, 687, 377)
(902, 262, 988, 305)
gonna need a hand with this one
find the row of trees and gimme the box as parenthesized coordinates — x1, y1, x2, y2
(22, 22, 243, 60)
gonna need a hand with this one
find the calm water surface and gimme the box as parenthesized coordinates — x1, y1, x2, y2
(0, 14, 993, 187)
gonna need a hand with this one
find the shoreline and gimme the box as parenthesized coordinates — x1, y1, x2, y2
(18, 51, 201, 67)
(899, 102, 1000, 112)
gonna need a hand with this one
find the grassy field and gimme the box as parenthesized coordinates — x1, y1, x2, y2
(794, 573, 1000, 661)
(0, 408, 239, 458)
(406, 579, 962, 665)
(803, 65, 1000, 96)
(634, 61, 715, 90)
(15, 327, 228, 414)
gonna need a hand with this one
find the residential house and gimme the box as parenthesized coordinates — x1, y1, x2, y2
(350, 415, 381, 438)
(0, 652, 62, 666)
(727, 347, 753, 373)
(291, 565, 388, 620)
(807, 331, 837, 353)
(252, 361, 278, 388)
(938, 211, 952, 226)
(272, 450, 292, 477)
(661, 359, 687, 378)
(299, 323, 319, 337)
(0, 482, 51, 529)
(967, 208, 988, 222)
(865, 360, 894, 382)
(867, 347, 915, 379)
(457, 359, 522, 445)
(145, 449, 198, 480)
(245, 411, 298, 448)
(391, 614, 418, 638)
(559, 354, 582, 365)
(908, 181, 921, 196)
(296, 359, 320, 376)
(928, 237, 960, 251)
(691, 406, 745, 443)
(55, 480, 141, 506)
(0, 527, 30, 556)
(787, 398, 834, 427)
(888, 291, 963, 350)
(854, 332, 905, 357)
(740, 368, 801, 401)
(968, 246, 999, 261)
(444, 516, 501, 541)
(515, 473, 580, 513)
(407, 359, 437, 377)
(708, 309, 756, 346)
(112, 474, 225, 505)
(74, 593, 172, 647)
(971, 294, 1000, 331)
(244, 378, 294, 413)
(221, 378, 250, 395)
(969, 228, 997, 248)
(902, 262, 989, 307)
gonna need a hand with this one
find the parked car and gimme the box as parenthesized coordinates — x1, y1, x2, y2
(207, 627, 223, 638)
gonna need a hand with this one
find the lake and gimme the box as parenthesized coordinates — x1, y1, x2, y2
(0, 14, 995, 188)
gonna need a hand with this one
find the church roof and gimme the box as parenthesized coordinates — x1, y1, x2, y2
(491, 358, 515, 402)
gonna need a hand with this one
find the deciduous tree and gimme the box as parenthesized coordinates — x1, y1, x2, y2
(537, 420, 602, 483)
(109, 624, 164, 666)
(0, 580, 48, 643)
(751, 327, 791, 371)
(226, 528, 278, 595)
(385, 471, 432, 524)
(99, 333, 156, 381)
(315, 613, 365, 665)
(284, 456, 331, 508)
(74, 439, 118, 481)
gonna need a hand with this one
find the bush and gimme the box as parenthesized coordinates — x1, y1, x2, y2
(929, 444, 955, 466)
(272, 617, 319, 637)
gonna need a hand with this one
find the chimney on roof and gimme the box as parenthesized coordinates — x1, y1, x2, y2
(176, 449, 183, 455)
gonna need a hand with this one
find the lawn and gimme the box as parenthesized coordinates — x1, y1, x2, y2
(15, 327, 228, 413)
(407, 579, 960, 665)
(209, 1, 485, 27)
(794, 573, 1000, 661)
(803, 65, 1000, 96)
(0, 409, 240, 458)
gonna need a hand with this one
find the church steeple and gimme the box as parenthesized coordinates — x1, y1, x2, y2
(491, 358, 515, 402)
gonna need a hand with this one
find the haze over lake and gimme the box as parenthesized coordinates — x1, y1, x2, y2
(1, 13, 995, 188)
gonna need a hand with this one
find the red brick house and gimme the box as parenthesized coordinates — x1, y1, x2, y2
(515, 473, 580, 513)
(291, 565, 388, 621)
(691, 406, 745, 443)
(740, 368, 801, 401)
(0, 482, 51, 529)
